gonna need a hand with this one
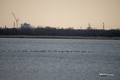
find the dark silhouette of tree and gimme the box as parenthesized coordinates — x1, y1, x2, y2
(0, 27, 120, 37)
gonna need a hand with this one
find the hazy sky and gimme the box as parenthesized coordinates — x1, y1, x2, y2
(0, 0, 120, 29)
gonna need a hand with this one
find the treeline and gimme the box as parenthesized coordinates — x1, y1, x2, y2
(0, 27, 120, 37)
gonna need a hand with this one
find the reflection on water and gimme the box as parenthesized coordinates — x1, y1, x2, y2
(0, 38, 120, 80)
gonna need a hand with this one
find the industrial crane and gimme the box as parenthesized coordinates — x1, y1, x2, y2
(12, 12, 19, 28)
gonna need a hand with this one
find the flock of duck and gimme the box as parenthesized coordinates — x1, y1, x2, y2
(2, 50, 92, 53)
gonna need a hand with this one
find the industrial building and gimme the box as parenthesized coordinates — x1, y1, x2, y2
(21, 23, 31, 28)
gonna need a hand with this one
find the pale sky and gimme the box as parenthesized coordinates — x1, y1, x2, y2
(0, 0, 120, 29)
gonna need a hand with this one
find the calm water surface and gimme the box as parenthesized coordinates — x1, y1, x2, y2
(0, 38, 120, 80)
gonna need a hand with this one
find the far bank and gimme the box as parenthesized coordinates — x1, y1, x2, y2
(0, 35, 120, 40)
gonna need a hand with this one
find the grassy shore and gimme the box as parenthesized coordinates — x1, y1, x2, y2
(0, 35, 120, 40)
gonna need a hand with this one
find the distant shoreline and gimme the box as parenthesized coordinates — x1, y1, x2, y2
(0, 35, 120, 40)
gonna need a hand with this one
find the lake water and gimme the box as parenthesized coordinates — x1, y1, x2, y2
(0, 38, 120, 80)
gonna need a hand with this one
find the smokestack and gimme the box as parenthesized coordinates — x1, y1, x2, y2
(103, 22, 104, 30)
(14, 21, 15, 28)
(88, 23, 91, 27)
